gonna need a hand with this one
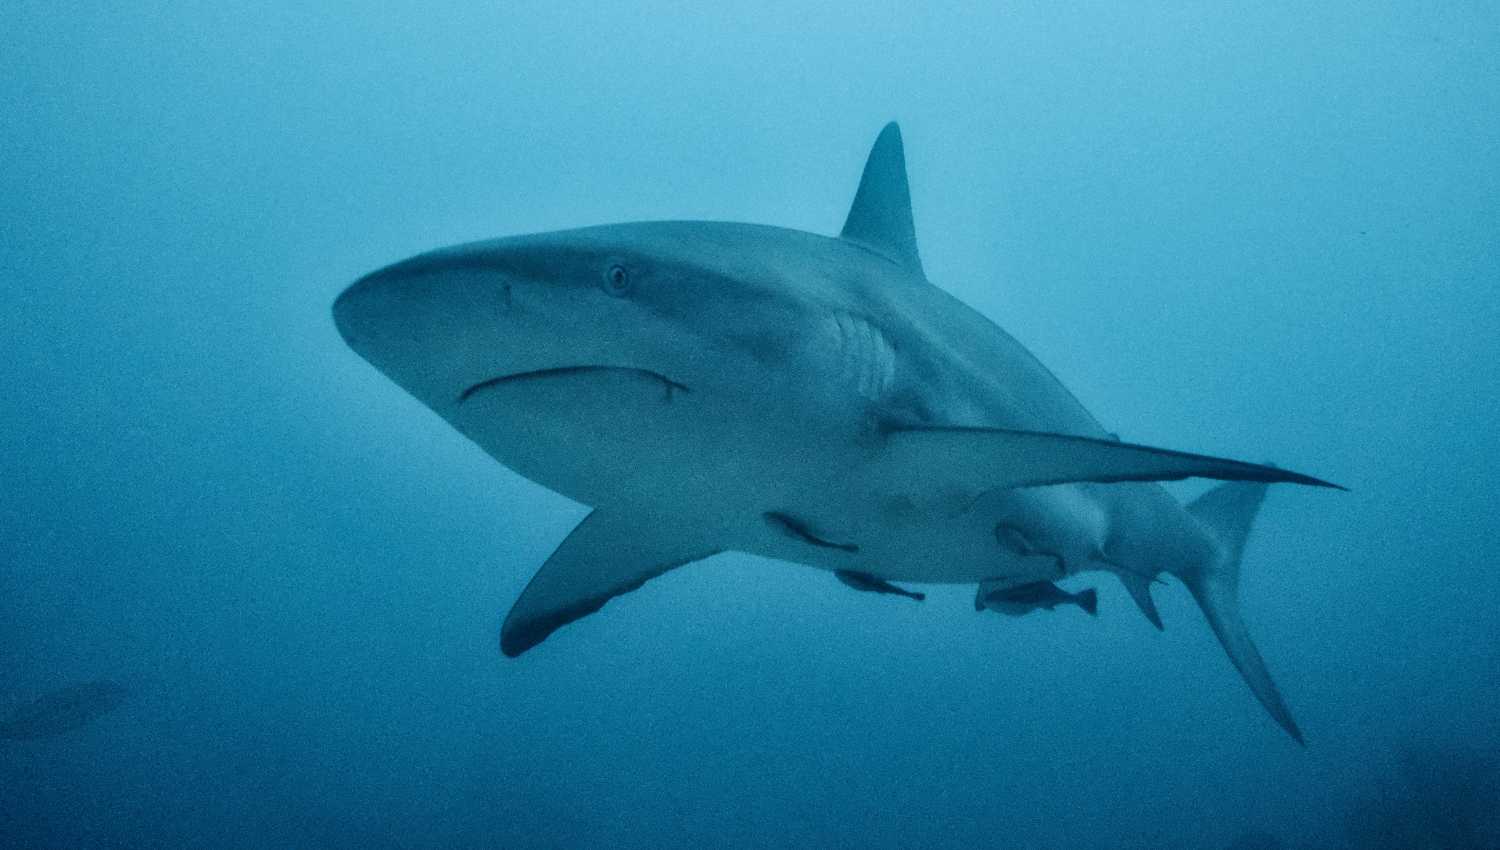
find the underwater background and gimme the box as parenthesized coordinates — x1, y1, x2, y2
(3, 3, 1497, 848)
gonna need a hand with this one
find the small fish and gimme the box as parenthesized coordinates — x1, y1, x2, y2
(834, 570, 925, 601)
(0, 681, 129, 740)
(976, 581, 1097, 618)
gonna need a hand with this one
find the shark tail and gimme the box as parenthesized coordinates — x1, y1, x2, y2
(1180, 481, 1305, 745)
(1076, 588, 1099, 616)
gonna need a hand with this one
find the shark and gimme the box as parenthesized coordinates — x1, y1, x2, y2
(333, 122, 1340, 742)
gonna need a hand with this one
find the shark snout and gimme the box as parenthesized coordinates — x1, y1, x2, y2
(334, 248, 528, 405)
(334, 255, 447, 355)
(332, 267, 392, 351)
(335, 244, 514, 352)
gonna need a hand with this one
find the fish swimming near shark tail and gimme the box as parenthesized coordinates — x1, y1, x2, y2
(1178, 480, 1305, 745)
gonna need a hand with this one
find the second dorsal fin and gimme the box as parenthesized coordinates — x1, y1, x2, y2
(840, 122, 924, 276)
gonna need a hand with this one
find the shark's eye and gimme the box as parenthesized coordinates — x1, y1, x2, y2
(602, 264, 631, 297)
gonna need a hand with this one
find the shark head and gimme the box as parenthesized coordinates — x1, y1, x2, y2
(336, 224, 810, 411)
(332, 221, 872, 505)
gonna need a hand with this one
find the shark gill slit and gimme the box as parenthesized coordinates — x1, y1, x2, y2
(458, 366, 690, 404)
(763, 512, 860, 553)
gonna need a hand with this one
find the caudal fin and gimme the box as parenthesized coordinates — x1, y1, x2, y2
(1075, 588, 1099, 616)
(1181, 481, 1305, 745)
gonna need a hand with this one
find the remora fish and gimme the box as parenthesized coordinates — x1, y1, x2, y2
(334, 122, 1341, 741)
(977, 580, 1097, 617)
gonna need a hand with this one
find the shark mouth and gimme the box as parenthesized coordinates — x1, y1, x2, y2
(458, 366, 690, 404)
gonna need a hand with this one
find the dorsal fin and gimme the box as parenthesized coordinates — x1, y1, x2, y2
(840, 122, 924, 276)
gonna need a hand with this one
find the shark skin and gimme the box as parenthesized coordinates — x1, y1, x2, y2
(333, 123, 1340, 741)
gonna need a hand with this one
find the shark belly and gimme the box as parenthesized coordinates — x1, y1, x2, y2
(438, 362, 1083, 589)
(747, 458, 1124, 586)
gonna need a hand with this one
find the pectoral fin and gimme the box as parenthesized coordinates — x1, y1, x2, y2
(500, 510, 721, 657)
(870, 425, 1341, 495)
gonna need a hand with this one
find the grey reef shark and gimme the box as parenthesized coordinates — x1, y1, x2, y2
(334, 122, 1342, 743)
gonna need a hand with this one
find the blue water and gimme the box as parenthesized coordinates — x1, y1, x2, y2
(3, 4, 1497, 848)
